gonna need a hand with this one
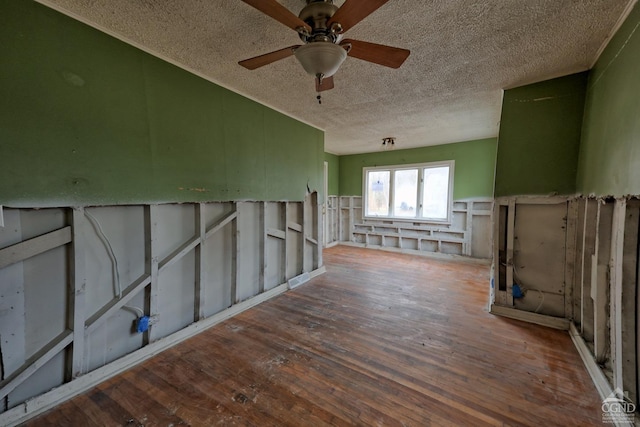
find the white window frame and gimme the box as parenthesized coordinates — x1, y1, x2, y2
(362, 160, 455, 223)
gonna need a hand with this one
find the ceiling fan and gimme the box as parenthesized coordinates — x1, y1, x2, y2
(238, 0, 410, 98)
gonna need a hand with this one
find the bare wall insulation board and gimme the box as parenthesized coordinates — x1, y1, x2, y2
(236, 202, 261, 303)
(513, 203, 567, 317)
(0, 197, 323, 422)
(203, 203, 235, 318)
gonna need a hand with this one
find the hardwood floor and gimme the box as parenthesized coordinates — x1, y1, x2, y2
(26, 246, 604, 426)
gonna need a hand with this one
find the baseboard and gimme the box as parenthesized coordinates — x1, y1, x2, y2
(0, 266, 327, 427)
(309, 265, 326, 278)
(338, 242, 491, 265)
(569, 323, 613, 400)
(567, 324, 635, 426)
(490, 304, 570, 330)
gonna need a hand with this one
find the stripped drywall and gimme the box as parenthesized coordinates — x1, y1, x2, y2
(491, 195, 640, 409)
(0, 196, 323, 425)
(336, 196, 492, 259)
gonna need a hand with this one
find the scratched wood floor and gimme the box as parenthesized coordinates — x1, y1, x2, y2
(26, 246, 604, 426)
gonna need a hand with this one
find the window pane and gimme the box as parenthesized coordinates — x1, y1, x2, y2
(366, 170, 390, 216)
(393, 169, 418, 217)
(422, 166, 450, 219)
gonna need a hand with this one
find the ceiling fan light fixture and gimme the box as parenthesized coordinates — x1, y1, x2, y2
(294, 42, 347, 78)
(382, 137, 395, 150)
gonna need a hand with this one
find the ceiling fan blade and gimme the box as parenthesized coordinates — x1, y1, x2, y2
(316, 76, 335, 92)
(240, 0, 311, 33)
(327, 0, 389, 33)
(239, 45, 300, 70)
(341, 39, 410, 69)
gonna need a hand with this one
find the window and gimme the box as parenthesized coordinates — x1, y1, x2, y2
(363, 161, 454, 222)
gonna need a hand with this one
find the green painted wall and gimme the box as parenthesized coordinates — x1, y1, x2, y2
(494, 72, 588, 197)
(324, 152, 340, 195)
(0, 1, 323, 207)
(577, 4, 640, 196)
(338, 138, 497, 199)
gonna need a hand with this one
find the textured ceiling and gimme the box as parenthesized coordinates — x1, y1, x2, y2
(38, 0, 632, 154)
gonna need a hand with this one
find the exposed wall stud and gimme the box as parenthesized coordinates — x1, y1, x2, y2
(67, 208, 86, 380)
(283, 203, 289, 282)
(231, 203, 239, 306)
(144, 205, 160, 344)
(194, 203, 206, 321)
(259, 202, 266, 294)
(506, 199, 516, 307)
(564, 199, 579, 321)
(621, 199, 639, 404)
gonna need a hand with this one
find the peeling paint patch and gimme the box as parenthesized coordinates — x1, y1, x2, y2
(512, 93, 576, 103)
(533, 96, 556, 102)
(178, 187, 208, 192)
(60, 70, 85, 87)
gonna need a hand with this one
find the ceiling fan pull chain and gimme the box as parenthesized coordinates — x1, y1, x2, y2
(316, 73, 324, 104)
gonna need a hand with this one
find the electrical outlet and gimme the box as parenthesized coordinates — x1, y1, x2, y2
(136, 316, 150, 333)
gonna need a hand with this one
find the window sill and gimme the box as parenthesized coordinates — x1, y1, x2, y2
(362, 216, 452, 227)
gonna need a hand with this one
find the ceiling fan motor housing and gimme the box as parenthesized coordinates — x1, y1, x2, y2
(298, 0, 340, 43)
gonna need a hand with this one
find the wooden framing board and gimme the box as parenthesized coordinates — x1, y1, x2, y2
(204, 210, 237, 240)
(231, 203, 239, 306)
(592, 259, 608, 364)
(592, 200, 609, 364)
(194, 203, 206, 321)
(0, 209, 25, 413)
(578, 199, 588, 332)
(490, 304, 570, 330)
(621, 199, 639, 404)
(0, 226, 71, 269)
(465, 201, 473, 256)
(302, 197, 308, 273)
(313, 192, 322, 269)
(67, 208, 86, 379)
(580, 199, 598, 341)
(158, 235, 200, 274)
(0, 330, 73, 400)
(259, 202, 266, 294)
(287, 221, 302, 233)
(267, 228, 286, 240)
(569, 322, 614, 400)
(564, 199, 579, 321)
(511, 195, 576, 205)
(283, 203, 289, 282)
(85, 273, 152, 335)
(572, 199, 586, 328)
(505, 199, 516, 307)
(610, 199, 626, 392)
(493, 201, 504, 305)
(145, 205, 160, 344)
